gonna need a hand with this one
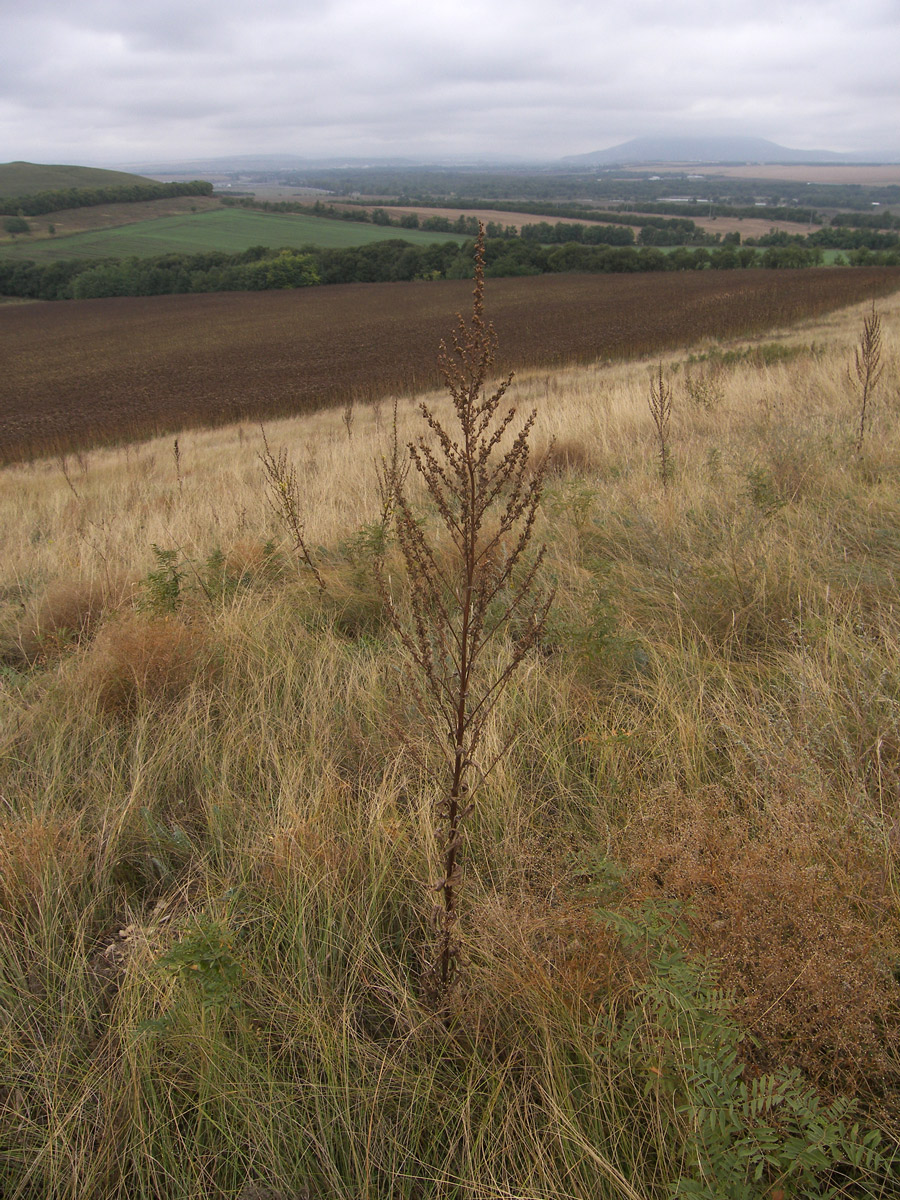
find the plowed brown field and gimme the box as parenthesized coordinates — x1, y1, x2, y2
(3, 269, 898, 463)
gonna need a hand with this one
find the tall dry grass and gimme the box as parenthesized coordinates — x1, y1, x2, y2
(1, 291, 900, 1198)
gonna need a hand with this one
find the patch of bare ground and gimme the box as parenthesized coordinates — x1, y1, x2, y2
(3, 267, 898, 463)
(690, 215, 824, 238)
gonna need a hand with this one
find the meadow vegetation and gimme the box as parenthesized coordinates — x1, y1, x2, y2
(1, 280, 900, 1198)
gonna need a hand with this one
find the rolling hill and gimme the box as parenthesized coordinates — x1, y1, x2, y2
(563, 136, 853, 166)
(0, 160, 156, 198)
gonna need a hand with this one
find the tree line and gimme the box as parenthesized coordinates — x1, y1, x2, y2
(4, 232, 892, 304)
(0, 180, 213, 218)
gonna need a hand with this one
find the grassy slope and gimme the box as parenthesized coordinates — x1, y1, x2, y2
(0, 160, 154, 197)
(0, 207, 467, 262)
(1, 294, 900, 1198)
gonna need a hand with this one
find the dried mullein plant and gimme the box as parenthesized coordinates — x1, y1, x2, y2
(383, 226, 553, 997)
(850, 303, 884, 454)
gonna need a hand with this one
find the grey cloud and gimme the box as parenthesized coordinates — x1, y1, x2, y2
(1, 0, 898, 163)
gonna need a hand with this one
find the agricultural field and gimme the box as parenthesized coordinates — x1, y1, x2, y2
(341, 201, 826, 242)
(3, 266, 898, 464)
(0, 208, 466, 264)
(0, 195, 224, 243)
(649, 162, 900, 185)
(2, 282, 900, 1199)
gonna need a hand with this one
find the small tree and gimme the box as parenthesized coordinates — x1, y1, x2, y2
(386, 227, 552, 997)
(3, 216, 29, 236)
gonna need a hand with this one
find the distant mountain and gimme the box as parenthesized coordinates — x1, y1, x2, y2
(561, 137, 863, 166)
(0, 160, 154, 198)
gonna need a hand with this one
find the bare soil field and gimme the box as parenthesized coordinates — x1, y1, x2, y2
(2, 267, 898, 464)
(692, 215, 823, 238)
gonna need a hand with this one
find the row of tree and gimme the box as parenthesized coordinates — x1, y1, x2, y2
(4, 233, 887, 304)
(226, 195, 724, 247)
(745, 226, 900, 251)
(0, 179, 213, 218)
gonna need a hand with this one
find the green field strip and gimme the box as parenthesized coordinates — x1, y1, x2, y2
(0, 208, 468, 262)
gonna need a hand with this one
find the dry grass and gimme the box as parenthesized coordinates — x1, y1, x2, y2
(1, 288, 900, 1198)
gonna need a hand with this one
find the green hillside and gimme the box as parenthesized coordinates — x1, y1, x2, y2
(0, 160, 154, 198)
(0, 207, 466, 261)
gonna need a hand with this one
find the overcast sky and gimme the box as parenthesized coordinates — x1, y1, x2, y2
(2, 0, 899, 166)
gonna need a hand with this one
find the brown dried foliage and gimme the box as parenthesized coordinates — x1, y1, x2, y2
(648, 362, 673, 487)
(387, 227, 553, 995)
(3, 575, 128, 666)
(0, 814, 87, 920)
(850, 302, 885, 453)
(84, 614, 216, 715)
(618, 785, 900, 1094)
(258, 426, 326, 592)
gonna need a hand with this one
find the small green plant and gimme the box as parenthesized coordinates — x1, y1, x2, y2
(684, 365, 723, 412)
(649, 363, 674, 487)
(386, 226, 552, 997)
(744, 465, 785, 515)
(547, 480, 599, 534)
(604, 903, 894, 1200)
(850, 303, 884, 454)
(204, 545, 239, 603)
(140, 545, 185, 613)
(156, 917, 242, 1012)
(139, 915, 243, 1035)
(705, 446, 722, 480)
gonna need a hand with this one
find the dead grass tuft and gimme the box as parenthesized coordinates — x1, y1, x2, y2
(617, 785, 900, 1093)
(84, 613, 217, 715)
(0, 813, 88, 918)
(538, 435, 602, 477)
(3, 574, 129, 666)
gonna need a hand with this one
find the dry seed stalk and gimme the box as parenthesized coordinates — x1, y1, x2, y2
(850, 303, 884, 454)
(648, 363, 674, 487)
(258, 425, 327, 592)
(386, 226, 552, 996)
(375, 397, 410, 533)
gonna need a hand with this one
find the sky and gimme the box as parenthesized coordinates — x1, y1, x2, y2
(2, 0, 899, 167)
